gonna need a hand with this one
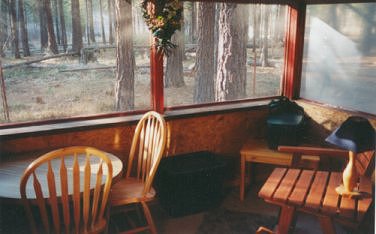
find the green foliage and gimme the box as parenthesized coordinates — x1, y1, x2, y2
(141, 0, 183, 56)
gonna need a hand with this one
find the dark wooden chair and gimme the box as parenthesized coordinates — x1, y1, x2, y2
(257, 146, 374, 234)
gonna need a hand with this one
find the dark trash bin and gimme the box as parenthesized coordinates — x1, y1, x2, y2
(154, 151, 227, 217)
(266, 96, 307, 149)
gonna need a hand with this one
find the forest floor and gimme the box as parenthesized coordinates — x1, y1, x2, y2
(0, 48, 283, 123)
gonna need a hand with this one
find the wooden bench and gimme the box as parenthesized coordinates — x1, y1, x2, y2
(257, 147, 374, 234)
(259, 167, 373, 234)
(239, 138, 320, 201)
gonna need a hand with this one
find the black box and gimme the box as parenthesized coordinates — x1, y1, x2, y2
(266, 112, 305, 149)
(154, 151, 227, 217)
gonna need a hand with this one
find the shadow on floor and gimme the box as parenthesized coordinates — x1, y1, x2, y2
(149, 183, 374, 234)
(1, 183, 374, 234)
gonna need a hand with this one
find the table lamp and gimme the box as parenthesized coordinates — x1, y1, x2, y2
(325, 116, 375, 197)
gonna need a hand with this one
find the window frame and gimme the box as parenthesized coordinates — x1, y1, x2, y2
(1, 0, 374, 132)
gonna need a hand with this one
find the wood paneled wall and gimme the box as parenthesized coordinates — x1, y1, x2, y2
(165, 110, 267, 157)
(0, 109, 268, 163)
(1, 102, 374, 183)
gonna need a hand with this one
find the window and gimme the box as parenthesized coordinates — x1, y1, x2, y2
(164, 3, 287, 107)
(301, 3, 376, 115)
(1, 0, 374, 130)
(1, 3, 151, 124)
(0, 0, 302, 126)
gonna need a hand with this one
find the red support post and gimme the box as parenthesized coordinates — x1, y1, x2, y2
(150, 38, 164, 113)
(282, 4, 306, 99)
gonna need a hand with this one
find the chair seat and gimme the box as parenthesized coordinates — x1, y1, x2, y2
(110, 178, 156, 206)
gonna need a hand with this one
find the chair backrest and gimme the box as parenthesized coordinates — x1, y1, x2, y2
(278, 145, 375, 178)
(20, 146, 113, 234)
(126, 111, 167, 195)
(355, 150, 375, 178)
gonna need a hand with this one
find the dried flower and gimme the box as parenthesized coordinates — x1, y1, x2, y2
(141, 0, 183, 56)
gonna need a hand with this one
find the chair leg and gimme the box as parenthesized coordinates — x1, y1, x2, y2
(104, 205, 110, 234)
(141, 201, 157, 234)
(277, 205, 295, 234)
(240, 154, 246, 201)
(318, 216, 336, 234)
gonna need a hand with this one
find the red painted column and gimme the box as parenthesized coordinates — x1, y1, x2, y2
(282, 4, 306, 99)
(150, 38, 164, 113)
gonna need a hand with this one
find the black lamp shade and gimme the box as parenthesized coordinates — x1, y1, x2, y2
(325, 116, 375, 153)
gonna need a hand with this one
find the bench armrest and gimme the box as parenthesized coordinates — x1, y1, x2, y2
(278, 145, 348, 157)
(278, 145, 349, 168)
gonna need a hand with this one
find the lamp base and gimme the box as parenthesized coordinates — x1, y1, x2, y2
(335, 185, 361, 198)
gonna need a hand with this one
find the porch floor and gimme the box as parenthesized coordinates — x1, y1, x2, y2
(114, 182, 374, 234)
(0, 181, 373, 233)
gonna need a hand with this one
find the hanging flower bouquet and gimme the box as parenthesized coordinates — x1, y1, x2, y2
(141, 0, 183, 55)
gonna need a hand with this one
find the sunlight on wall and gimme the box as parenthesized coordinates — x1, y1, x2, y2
(113, 129, 121, 150)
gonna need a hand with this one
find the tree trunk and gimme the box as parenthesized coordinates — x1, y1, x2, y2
(165, 3, 185, 89)
(52, 0, 61, 45)
(0, 60, 10, 121)
(9, 0, 20, 58)
(18, 0, 30, 56)
(328, 5, 338, 30)
(71, 0, 83, 53)
(87, 0, 95, 43)
(255, 5, 261, 50)
(275, 5, 283, 44)
(191, 2, 197, 43)
(57, 0, 67, 51)
(252, 5, 258, 94)
(108, 0, 114, 45)
(216, 3, 248, 101)
(185, 2, 193, 44)
(261, 5, 269, 67)
(99, 0, 106, 44)
(85, 0, 90, 44)
(214, 4, 219, 78)
(194, 2, 215, 103)
(43, 0, 58, 54)
(165, 31, 185, 88)
(39, 0, 48, 51)
(0, 0, 9, 57)
(114, 0, 135, 111)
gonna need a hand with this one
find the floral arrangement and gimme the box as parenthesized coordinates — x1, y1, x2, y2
(141, 0, 183, 55)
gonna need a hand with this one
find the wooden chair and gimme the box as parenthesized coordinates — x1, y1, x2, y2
(20, 146, 113, 234)
(258, 146, 375, 234)
(110, 111, 167, 234)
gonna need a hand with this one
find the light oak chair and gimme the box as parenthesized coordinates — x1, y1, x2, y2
(20, 146, 113, 234)
(110, 111, 167, 234)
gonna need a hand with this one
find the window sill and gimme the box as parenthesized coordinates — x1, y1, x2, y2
(0, 115, 142, 139)
(164, 100, 269, 119)
(0, 100, 270, 139)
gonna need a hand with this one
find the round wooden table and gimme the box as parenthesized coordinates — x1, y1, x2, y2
(0, 152, 123, 202)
